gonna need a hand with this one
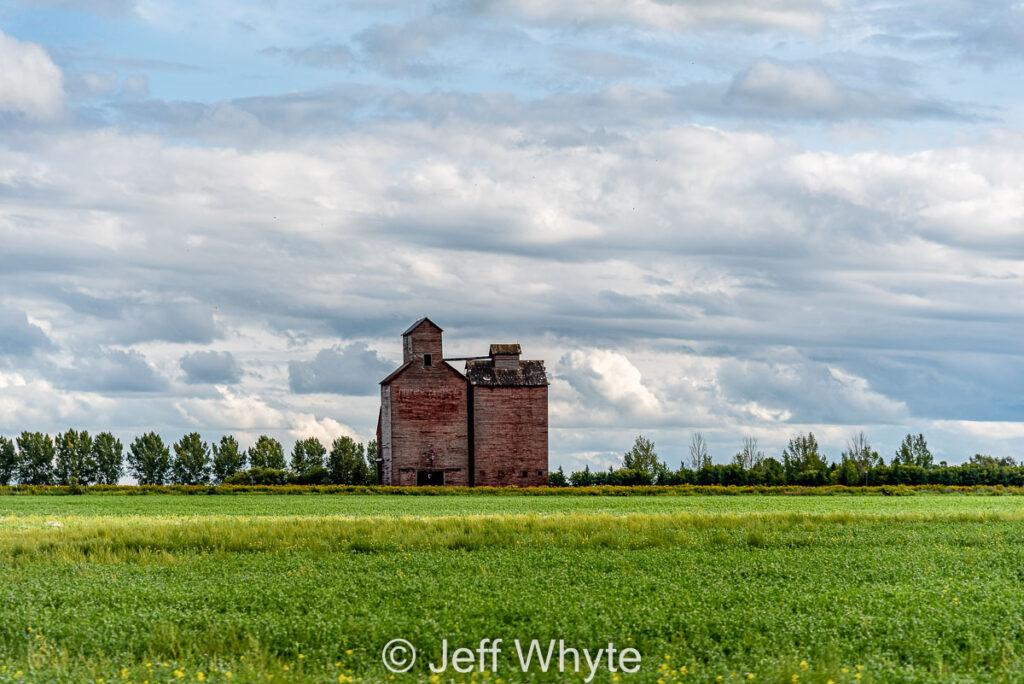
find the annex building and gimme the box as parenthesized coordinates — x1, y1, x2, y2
(376, 318, 549, 487)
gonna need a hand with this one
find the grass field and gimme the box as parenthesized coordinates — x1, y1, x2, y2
(2, 494, 1023, 683)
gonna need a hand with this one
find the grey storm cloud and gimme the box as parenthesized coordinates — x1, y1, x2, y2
(0, 308, 51, 356)
(60, 349, 168, 392)
(289, 344, 395, 395)
(180, 351, 242, 385)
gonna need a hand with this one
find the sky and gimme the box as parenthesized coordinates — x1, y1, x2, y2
(0, 0, 1022, 473)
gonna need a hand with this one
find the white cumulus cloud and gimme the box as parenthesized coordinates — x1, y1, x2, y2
(0, 29, 64, 120)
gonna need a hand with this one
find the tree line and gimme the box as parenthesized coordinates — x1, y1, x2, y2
(549, 432, 1024, 488)
(0, 431, 378, 487)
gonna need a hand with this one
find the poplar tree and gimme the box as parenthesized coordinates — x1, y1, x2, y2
(211, 435, 245, 484)
(16, 432, 55, 485)
(128, 432, 170, 485)
(290, 437, 326, 476)
(0, 437, 16, 485)
(172, 432, 211, 485)
(247, 435, 285, 470)
(92, 432, 124, 485)
(54, 429, 96, 485)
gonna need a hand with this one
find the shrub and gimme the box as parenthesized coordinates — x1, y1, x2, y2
(291, 465, 330, 486)
(223, 467, 290, 486)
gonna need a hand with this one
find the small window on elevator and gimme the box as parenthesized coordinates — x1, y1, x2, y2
(423, 353, 432, 367)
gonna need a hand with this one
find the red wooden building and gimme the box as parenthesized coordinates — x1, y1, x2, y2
(376, 318, 548, 486)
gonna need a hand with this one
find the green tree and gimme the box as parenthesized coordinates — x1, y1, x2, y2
(290, 437, 326, 476)
(623, 435, 664, 476)
(247, 435, 285, 470)
(92, 432, 124, 485)
(327, 436, 365, 485)
(365, 440, 379, 484)
(0, 436, 17, 485)
(211, 435, 245, 484)
(840, 431, 880, 483)
(127, 432, 170, 485)
(969, 454, 1016, 467)
(172, 432, 211, 485)
(752, 457, 786, 486)
(548, 465, 568, 487)
(834, 457, 861, 486)
(782, 432, 827, 483)
(732, 436, 764, 470)
(16, 432, 55, 485)
(54, 429, 96, 485)
(895, 433, 933, 468)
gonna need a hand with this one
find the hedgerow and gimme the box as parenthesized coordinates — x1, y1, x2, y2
(2, 482, 1024, 496)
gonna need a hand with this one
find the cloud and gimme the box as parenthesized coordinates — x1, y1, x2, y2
(180, 351, 242, 384)
(715, 351, 910, 425)
(556, 349, 662, 419)
(864, 1, 1024, 66)
(0, 29, 64, 120)
(0, 22, 1021, 465)
(470, 0, 842, 34)
(261, 44, 353, 69)
(0, 371, 117, 432)
(352, 20, 452, 77)
(722, 59, 969, 120)
(559, 49, 650, 79)
(174, 388, 360, 445)
(17, 0, 136, 14)
(289, 343, 394, 395)
(0, 308, 51, 356)
(118, 301, 220, 344)
(60, 348, 168, 392)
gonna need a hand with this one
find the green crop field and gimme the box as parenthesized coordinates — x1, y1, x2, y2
(2, 494, 1023, 683)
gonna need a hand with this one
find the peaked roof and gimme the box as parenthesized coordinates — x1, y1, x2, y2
(380, 360, 466, 385)
(379, 360, 412, 385)
(402, 317, 443, 336)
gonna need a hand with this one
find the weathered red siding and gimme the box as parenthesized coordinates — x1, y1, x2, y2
(379, 318, 548, 487)
(472, 385, 548, 487)
(388, 363, 469, 486)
